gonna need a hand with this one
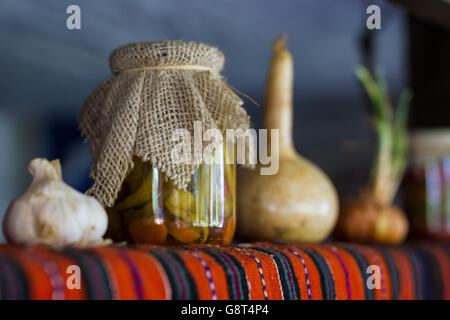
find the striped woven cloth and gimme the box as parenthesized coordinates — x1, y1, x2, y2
(0, 242, 448, 300)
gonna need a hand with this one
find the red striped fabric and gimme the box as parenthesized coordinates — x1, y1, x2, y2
(0, 242, 448, 300)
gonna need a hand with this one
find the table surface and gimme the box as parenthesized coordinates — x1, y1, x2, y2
(0, 241, 448, 300)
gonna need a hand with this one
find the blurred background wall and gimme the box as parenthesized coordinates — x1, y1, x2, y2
(0, 0, 408, 241)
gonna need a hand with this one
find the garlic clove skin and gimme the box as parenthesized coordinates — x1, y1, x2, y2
(2, 158, 108, 248)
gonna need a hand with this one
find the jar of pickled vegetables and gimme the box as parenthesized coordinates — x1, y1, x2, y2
(79, 41, 250, 246)
(106, 144, 236, 245)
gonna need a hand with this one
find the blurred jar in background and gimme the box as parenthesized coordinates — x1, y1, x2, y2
(403, 129, 450, 241)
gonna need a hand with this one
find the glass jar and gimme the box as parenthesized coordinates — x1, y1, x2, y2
(402, 129, 450, 241)
(106, 143, 236, 245)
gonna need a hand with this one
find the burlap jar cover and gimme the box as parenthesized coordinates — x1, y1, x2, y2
(78, 40, 251, 207)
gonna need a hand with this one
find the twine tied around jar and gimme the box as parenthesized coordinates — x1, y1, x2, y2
(118, 65, 260, 106)
(78, 40, 252, 207)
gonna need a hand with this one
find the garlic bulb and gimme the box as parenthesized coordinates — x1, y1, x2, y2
(2, 158, 108, 248)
